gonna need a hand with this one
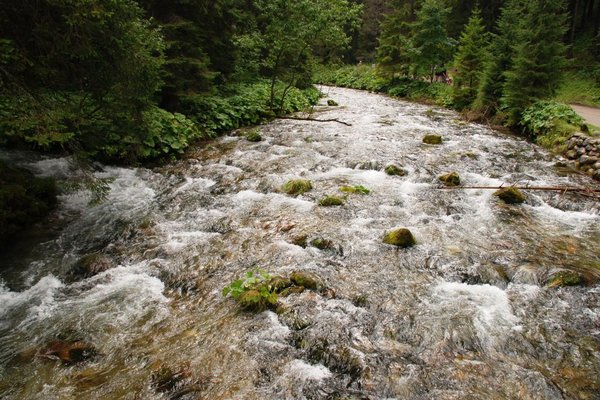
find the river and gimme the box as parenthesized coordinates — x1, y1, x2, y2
(1, 87, 599, 399)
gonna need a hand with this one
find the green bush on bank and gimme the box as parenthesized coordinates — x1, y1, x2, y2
(520, 100, 584, 150)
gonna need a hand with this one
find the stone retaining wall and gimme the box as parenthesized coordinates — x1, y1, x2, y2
(566, 133, 600, 180)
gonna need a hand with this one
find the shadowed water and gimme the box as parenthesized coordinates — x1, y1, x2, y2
(1, 87, 599, 399)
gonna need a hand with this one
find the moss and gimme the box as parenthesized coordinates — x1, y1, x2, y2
(269, 276, 293, 293)
(291, 234, 308, 248)
(339, 185, 370, 194)
(280, 285, 306, 297)
(385, 164, 406, 176)
(318, 195, 344, 206)
(327, 99, 339, 106)
(282, 179, 313, 196)
(290, 271, 321, 290)
(423, 134, 443, 144)
(310, 238, 334, 250)
(547, 271, 583, 288)
(246, 129, 262, 142)
(238, 289, 270, 311)
(494, 187, 526, 204)
(383, 228, 416, 248)
(438, 172, 461, 186)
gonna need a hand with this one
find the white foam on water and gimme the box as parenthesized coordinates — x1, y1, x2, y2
(527, 202, 598, 227)
(233, 190, 266, 203)
(27, 157, 73, 178)
(270, 194, 315, 213)
(283, 360, 332, 382)
(173, 177, 216, 194)
(432, 282, 520, 351)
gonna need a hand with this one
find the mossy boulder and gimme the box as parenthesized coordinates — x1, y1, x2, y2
(494, 187, 526, 204)
(246, 130, 262, 142)
(282, 179, 313, 196)
(290, 271, 322, 290)
(385, 165, 406, 176)
(318, 195, 344, 206)
(340, 185, 370, 194)
(310, 238, 334, 250)
(327, 99, 339, 106)
(38, 340, 97, 364)
(383, 228, 416, 248)
(0, 161, 57, 250)
(423, 134, 443, 144)
(547, 271, 583, 288)
(438, 172, 461, 186)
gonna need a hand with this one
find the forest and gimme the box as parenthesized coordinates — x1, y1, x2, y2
(1, 0, 600, 241)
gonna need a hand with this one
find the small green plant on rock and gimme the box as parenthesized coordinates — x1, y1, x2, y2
(222, 269, 278, 311)
(282, 179, 313, 195)
(339, 185, 370, 194)
(319, 195, 345, 206)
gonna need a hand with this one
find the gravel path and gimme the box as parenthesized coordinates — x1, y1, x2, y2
(571, 103, 600, 127)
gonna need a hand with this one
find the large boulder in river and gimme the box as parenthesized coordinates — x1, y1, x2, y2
(383, 228, 416, 248)
(494, 187, 526, 204)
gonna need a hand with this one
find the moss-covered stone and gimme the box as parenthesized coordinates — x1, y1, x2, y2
(383, 228, 416, 248)
(269, 276, 293, 293)
(385, 165, 406, 176)
(327, 99, 339, 106)
(280, 285, 306, 297)
(547, 271, 583, 288)
(290, 271, 321, 290)
(438, 172, 461, 186)
(494, 187, 526, 204)
(310, 238, 334, 250)
(246, 130, 262, 142)
(318, 195, 344, 206)
(291, 234, 308, 248)
(238, 289, 269, 311)
(339, 185, 370, 194)
(423, 134, 443, 144)
(282, 179, 313, 196)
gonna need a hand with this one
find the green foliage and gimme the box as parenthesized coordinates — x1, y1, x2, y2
(376, 4, 413, 79)
(245, 129, 263, 142)
(339, 185, 370, 194)
(282, 179, 313, 195)
(222, 269, 278, 311)
(555, 71, 600, 108)
(0, 161, 57, 249)
(315, 65, 389, 92)
(452, 8, 489, 109)
(520, 101, 583, 151)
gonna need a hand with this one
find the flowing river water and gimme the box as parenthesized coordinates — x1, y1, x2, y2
(1, 87, 600, 399)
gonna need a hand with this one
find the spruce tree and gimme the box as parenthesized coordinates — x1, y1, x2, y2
(451, 8, 489, 110)
(411, 0, 453, 82)
(502, 0, 569, 125)
(376, 3, 414, 79)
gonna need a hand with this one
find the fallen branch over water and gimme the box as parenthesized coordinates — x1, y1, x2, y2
(439, 185, 600, 198)
(277, 116, 352, 126)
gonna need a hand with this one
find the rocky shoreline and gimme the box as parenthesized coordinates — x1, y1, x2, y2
(565, 133, 600, 180)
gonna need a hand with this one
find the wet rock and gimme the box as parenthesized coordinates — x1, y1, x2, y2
(423, 134, 443, 144)
(69, 253, 113, 280)
(280, 285, 306, 297)
(310, 238, 335, 250)
(494, 187, 526, 204)
(318, 195, 345, 206)
(290, 271, 322, 290)
(307, 344, 364, 380)
(383, 228, 416, 248)
(38, 340, 97, 364)
(282, 179, 313, 196)
(385, 164, 406, 176)
(269, 275, 293, 293)
(547, 271, 583, 288)
(291, 234, 308, 248)
(351, 160, 383, 170)
(327, 99, 339, 106)
(438, 172, 461, 186)
(246, 130, 262, 142)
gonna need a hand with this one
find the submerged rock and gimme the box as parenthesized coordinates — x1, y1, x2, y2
(385, 164, 407, 176)
(383, 228, 416, 248)
(38, 340, 97, 364)
(290, 271, 322, 290)
(438, 172, 461, 186)
(423, 134, 443, 144)
(282, 179, 313, 196)
(69, 253, 113, 280)
(494, 187, 526, 204)
(318, 195, 344, 206)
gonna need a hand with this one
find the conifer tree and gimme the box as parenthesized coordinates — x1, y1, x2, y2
(502, 0, 569, 125)
(411, 0, 453, 82)
(451, 8, 489, 109)
(376, 3, 414, 79)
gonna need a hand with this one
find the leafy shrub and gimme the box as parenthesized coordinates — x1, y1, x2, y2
(520, 101, 583, 151)
(222, 269, 278, 311)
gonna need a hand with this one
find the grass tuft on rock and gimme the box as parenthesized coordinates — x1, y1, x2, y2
(282, 179, 313, 196)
